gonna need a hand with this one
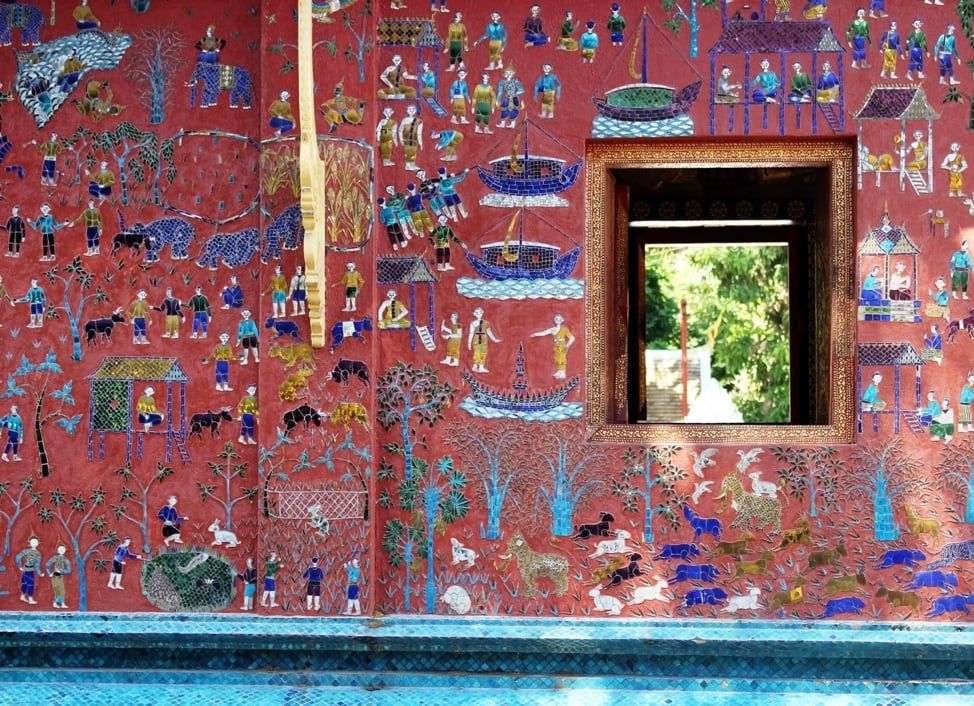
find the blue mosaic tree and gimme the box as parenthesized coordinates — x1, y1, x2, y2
(2, 350, 82, 477)
(533, 433, 604, 537)
(37, 486, 118, 611)
(846, 440, 927, 542)
(612, 446, 684, 543)
(447, 422, 527, 540)
(936, 440, 974, 523)
(662, 0, 718, 58)
(127, 26, 186, 125)
(44, 257, 109, 361)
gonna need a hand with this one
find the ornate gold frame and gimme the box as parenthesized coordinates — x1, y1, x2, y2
(298, 0, 326, 347)
(585, 138, 856, 445)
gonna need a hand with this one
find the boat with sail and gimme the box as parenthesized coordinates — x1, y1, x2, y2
(464, 209, 580, 280)
(592, 8, 701, 122)
(475, 118, 581, 197)
(463, 343, 579, 413)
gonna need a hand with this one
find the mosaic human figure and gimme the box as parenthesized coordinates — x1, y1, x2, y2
(155, 287, 184, 339)
(378, 197, 408, 251)
(440, 311, 463, 366)
(3, 205, 25, 257)
(942, 142, 968, 198)
(398, 104, 423, 172)
(905, 130, 928, 172)
(524, 4, 549, 47)
(934, 24, 960, 86)
(237, 309, 260, 364)
(926, 276, 950, 320)
(431, 128, 463, 160)
(266, 264, 288, 319)
(931, 398, 954, 442)
(475, 12, 507, 70)
(788, 62, 812, 102)
(607, 3, 625, 45)
(531, 314, 575, 379)
(46, 544, 71, 609)
(321, 81, 364, 132)
(429, 214, 466, 271)
(378, 289, 410, 329)
(495, 66, 524, 128)
(534, 64, 561, 118)
(861, 264, 883, 304)
(127, 289, 151, 344)
(188, 285, 211, 339)
(290, 265, 307, 316)
(237, 384, 258, 445)
(137, 386, 164, 433)
(16, 536, 43, 605)
(468, 307, 501, 373)
(0, 404, 23, 462)
(17, 278, 46, 329)
(86, 161, 115, 203)
(195, 24, 226, 64)
(238, 557, 258, 611)
(918, 389, 940, 424)
(73, 0, 100, 30)
(269, 90, 295, 137)
(751, 58, 779, 103)
(580, 20, 599, 62)
(906, 19, 928, 81)
(304, 557, 324, 611)
(816, 60, 840, 103)
(449, 69, 470, 124)
(418, 62, 437, 100)
(434, 167, 469, 221)
(405, 182, 433, 233)
(950, 240, 972, 300)
(72, 199, 103, 256)
(444, 12, 468, 72)
(376, 107, 398, 167)
(335, 262, 365, 312)
(260, 552, 281, 608)
(343, 557, 362, 615)
(158, 495, 188, 546)
(377, 54, 417, 99)
(557, 10, 579, 51)
(27, 202, 67, 261)
(960, 372, 974, 434)
(107, 537, 142, 590)
(221, 274, 243, 310)
(203, 331, 235, 392)
(846, 8, 871, 70)
(472, 72, 495, 133)
(716, 66, 742, 102)
(32, 132, 65, 186)
(888, 261, 912, 300)
(861, 371, 886, 411)
(922, 324, 943, 366)
(879, 21, 903, 79)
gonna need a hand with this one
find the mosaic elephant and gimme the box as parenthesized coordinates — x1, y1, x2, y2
(131, 217, 196, 262)
(197, 228, 259, 269)
(187, 61, 253, 109)
(261, 204, 304, 263)
(0, 3, 43, 47)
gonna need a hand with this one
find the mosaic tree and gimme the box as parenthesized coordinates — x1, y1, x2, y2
(381, 511, 421, 612)
(936, 440, 974, 523)
(332, 0, 372, 83)
(112, 462, 174, 553)
(89, 122, 161, 206)
(845, 440, 927, 541)
(662, 0, 718, 58)
(198, 442, 257, 531)
(447, 421, 529, 540)
(612, 445, 685, 543)
(0, 476, 38, 557)
(1, 350, 82, 477)
(770, 446, 845, 518)
(377, 363, 456, 483)
(44, 256, 109, 361)
(37, 485, 118, 611)
(126, 26, 187, 125)
(532, 429, 606, 537)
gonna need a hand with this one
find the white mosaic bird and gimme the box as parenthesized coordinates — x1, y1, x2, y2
(691, 480, 713, 505)
(690, 448, 718, 478)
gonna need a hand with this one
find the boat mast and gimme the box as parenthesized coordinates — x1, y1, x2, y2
(641, 8, 648, 84)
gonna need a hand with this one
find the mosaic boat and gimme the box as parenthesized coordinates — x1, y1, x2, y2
(592, 8, 701, 123)
(464, 209, 580, 280)
(475, 119, 581, 197)
(463, 344, 579, 413)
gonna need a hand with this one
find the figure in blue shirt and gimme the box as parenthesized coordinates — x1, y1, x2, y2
(107, 537, 142, 590)
(752, 58, 779, 103)
(17, 278, 46, 329)
(949, 240, 972, 300)
(861, 264, 884, 304)
(304, 557, 324, 611)
(15, 536, 43, 604)
(0, 404, 23, 462)
(343, 557, 362, 615)
(862, 371, 886, 411)
(157, 495, 188, 547)
(221, 274, 244, 310)
(236, 309, 260, 365)
(27, 202, 67, 261)
(934, 24, 961, 86)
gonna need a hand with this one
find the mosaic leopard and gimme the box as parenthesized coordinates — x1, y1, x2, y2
(716, 473, 782, 535)
(499, 530, 569, 598)
(928, 539, 974, 570)
(261, 204, 304, 263)
(196, 228, 259, 269)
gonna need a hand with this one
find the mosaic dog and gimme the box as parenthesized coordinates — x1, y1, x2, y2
(904, 506, 940, 538)
(777, 517, 811, 549)
(875, 586, 920, 611)
(499, 530, 569, 598)
(823, 572, 867, 596)
(807, 543, 847, 570)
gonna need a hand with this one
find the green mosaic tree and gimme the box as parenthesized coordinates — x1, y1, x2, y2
(112, 462, 174, 553)
(43, 256, 109, 361)
(770, 446, 844, 518)
(198, 442, 257, 531)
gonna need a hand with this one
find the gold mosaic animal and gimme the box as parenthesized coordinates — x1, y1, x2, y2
(807, 542, 846, 570)
(904, 506, 940, 538)
(713, 532, 754, 557)
(777, 516, 811, 549)
(327, 401, 369, 429)
(823, 572, 866, 596)
(278, 367, 313, 401)
(586, 556, 626, 585)
(734, 550, 773, 577)
(268, 342, 316, 369)
(876, 586, 921, 611)
(769, 577, 805, 611)
(715, 473, 782, 535)
(499, 530, 569, 599)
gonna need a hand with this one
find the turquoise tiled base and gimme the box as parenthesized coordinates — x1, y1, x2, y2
(0, 615, 971, 703)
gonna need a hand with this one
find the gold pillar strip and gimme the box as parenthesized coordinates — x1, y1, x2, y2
(298, 0, 327, 347)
